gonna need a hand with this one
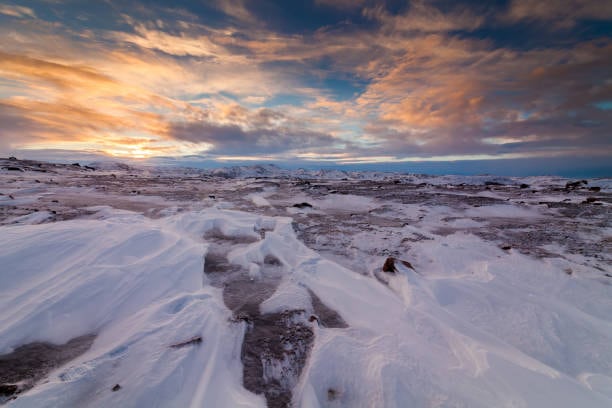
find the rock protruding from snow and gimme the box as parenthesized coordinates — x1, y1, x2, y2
(382, 257, 415, 273)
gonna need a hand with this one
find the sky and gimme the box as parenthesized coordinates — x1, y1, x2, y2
(0, 0, 611, 175)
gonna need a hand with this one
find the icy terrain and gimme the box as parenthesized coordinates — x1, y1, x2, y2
(0, 158, 611, 407)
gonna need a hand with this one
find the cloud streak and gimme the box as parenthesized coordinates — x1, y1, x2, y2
(0, 4, 35, 19)
(506, 0, 612, 28)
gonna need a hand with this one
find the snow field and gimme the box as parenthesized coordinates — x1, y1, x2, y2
(0, 205, 610, 407)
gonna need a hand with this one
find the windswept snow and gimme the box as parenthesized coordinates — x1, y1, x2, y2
(1, 158, 611, 407)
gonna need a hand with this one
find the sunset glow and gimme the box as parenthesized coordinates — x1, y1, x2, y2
(0, 0, 610, 172)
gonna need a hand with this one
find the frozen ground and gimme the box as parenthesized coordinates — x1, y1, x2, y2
(0, 157, 611, 407)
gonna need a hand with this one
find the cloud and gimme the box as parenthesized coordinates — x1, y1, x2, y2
(0, 51, 118, 91)
(352, 33, 612, 158)
(212, 0, 258, 24)
(0, 25, 343, 158)
(0, 102, 42, 153)
(363, 1, 485, 33)
(108, 23, 220, 58)
(0, 48, 176, 156)
(505, 0, 612, 28)
(314, 0, 367, 10)
(167, 103, 343, 155)
(169, 119, 339, 155)
(0, 4, 36, 19)
(0, 97, 169, 148)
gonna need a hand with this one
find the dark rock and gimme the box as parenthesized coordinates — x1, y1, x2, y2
(0, 384, 18, 397)
(589, 186, 601, 192)
(263, 254, 282, 266)
(382, 257, 415, 273)
(4, 167, 23, 171)
(8, 195, 14, 200)
(84, 166, 95, 171)
(584, 197, 597, 203)
(112, 384, 121, 392)
(292, 202, 313, 209)
(327, 388, 339, 401)
(485, 181, 503, 186)
(8, 156, 17, 161)
(501, 245, 512, 251)
(208, 195, 216, 199)
(71, 163, 81, 167)
(382, 257, 397, 273)
(565, 181, 581, 190)
(565, 180, 587, 190)
(170, 336, 202, 348)
(520, 183, 530, 189)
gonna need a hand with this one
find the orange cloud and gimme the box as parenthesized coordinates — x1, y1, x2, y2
(363, 1, 485, 33)
(0, 51, 117, 91)
(0, 49, 178, 156)
(108, 24, 220, 58)
(0, 4, 35, 19)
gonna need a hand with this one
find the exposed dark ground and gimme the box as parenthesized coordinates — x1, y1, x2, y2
(202, 227, 344, 407)
(0, 335, 95, 404)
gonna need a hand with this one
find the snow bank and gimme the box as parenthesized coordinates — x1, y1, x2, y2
(1, 206, 610, 407)
(0, 211, 266, 407)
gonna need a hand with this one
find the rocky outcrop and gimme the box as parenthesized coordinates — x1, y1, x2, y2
(382, 257, 415, 273)
(292, 202, 313, 209)
(565, 180, 588, 190)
